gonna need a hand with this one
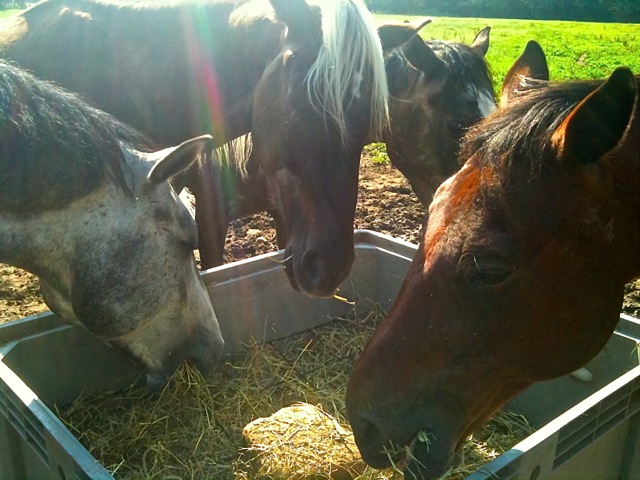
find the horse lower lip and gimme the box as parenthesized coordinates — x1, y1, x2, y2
(402, 430, 453, 480)
(146, 373, 167, 392)
(361, 446, 401, 470)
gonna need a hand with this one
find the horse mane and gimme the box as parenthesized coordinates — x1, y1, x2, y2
(460, 78, 604, 178)
(215, 134, 253, 177)
(426, 39, 494, 99)
(0, 60, 152, 212)
(306, 0, 389, 145)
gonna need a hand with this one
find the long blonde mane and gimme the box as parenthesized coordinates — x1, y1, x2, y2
(306, 0, 389, 145)
(213, 135, 253, 177)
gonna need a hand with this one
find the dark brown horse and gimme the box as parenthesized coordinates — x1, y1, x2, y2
(247, 0, 392, 297)
(382, 24, 494, 207)
(346, 42, 639, 479)
(0, 0, 391, 297)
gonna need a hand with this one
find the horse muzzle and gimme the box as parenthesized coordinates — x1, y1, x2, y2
(144, 322, 225, 392)
(402, 431, 461, 480)
(348, 408, 459, 480)
(282, 243, 354, 298)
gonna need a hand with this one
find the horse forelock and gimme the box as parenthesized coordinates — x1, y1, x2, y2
(305, 0, 389, 145)
(461, 78, 604, 181)
(0, 60, 151, 211)
(428, 40, 494, 102)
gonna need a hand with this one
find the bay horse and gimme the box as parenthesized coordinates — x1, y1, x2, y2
(0, 0, 392, 298)
(346, 41, 639, 479)
(199, 23, 495, 265)
(0, 60, 224, 390)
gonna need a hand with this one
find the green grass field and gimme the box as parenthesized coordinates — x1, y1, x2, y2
(375, 14, 640, 92)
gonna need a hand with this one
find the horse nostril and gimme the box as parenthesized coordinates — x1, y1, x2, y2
(192, 347, 223, 375)
(297, 246, 353, 298)
(301, 250, 323, 284)
(350, 413, 391, 468)
(191, 326, 225, 375)
(359, 415, 383, 442)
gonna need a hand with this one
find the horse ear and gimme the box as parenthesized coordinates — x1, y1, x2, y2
(471, 26, 491, 56)
(377, 18, 431, 52)
(501, 41, 549, 107)
(552, 67, 636, 166)
(147, 135, 214, 185)
(269, 0, 320, 47)
(58, 6, 93, 21)
(403, 37, 446, 82)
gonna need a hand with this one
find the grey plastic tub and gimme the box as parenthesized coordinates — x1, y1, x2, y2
(1, 230, 639, 479)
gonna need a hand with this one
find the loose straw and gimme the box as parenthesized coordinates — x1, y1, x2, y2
(55, 302, 533, 479)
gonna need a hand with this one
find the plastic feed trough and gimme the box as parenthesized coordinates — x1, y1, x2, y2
(0, 230, 639, 480)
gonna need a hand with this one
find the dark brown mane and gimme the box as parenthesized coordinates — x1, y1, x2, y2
(386, 38, 494, 98)
(425, 39, 493, 97)
(460, 78, 604, 177)
(0, 60, 151, 212)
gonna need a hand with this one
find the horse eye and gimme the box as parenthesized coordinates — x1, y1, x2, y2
(459, 253, 515, 286)
(447, 120, 467, 135)
(282, 50, 295, 68)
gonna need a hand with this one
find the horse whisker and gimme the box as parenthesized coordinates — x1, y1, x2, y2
(269, 254, 293, 265)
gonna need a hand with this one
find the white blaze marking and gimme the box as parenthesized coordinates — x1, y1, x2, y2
(466, 86, 496, 118)
(476, 89, 497, 117)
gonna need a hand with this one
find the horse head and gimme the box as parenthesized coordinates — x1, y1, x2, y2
(43, 137, 225, 391)
(382, 23, 495, 207)
(0, 61, 225, 390)
(251, 0, 389, 298)
(346, 43, 639, 479)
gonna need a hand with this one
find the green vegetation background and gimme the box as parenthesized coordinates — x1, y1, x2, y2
(367, 14, 639, 163)
(376, 14, 640, 92)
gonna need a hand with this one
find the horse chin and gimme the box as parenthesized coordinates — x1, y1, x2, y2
(400, 430, 460, 480)
(146, 373, 168, 393)
(355, 428, 458, 479)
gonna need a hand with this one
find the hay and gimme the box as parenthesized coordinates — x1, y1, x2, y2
(55, 302, 533, 479)
(241, 403, 365, 479)
(447, 410, 534, 480)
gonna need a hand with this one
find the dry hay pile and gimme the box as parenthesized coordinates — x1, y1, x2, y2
(241, 402, 364, 479)
(55, 304, 534, 479)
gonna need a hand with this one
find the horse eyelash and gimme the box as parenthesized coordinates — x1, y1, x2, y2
(473, 255, 481, 272)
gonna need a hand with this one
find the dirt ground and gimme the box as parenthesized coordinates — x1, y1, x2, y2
(1, 155, 639, 323)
